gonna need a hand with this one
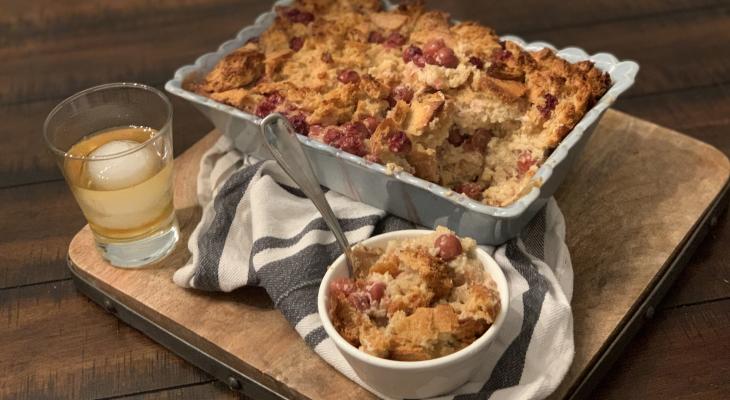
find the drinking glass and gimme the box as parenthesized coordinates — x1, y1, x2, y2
(44, 83, 179, 267)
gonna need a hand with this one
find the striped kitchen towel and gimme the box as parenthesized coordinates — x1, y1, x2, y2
(174, 135, 574, 400)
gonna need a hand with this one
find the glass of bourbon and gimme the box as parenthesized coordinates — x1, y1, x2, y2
(44, 83, 179, 267)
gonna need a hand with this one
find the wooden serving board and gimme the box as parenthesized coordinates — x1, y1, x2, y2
(67, 109, 729, 400)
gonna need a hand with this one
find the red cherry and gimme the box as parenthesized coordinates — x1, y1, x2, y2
(343, 121, 370, 139)
(368, 281, 386, 301)
(434, 234, 462, 261)
(517, 151, 536, 175)
(468, 56, 484, 69)
(492, 48, 512, 62)
(430, 47, 458, 68)
(284, 8, 314, 24)
(368, 31, 385, 44)
(391, 85, 414, 103)
(324, 125, 367, 156)
(537, 93, 558, 119)
(412, 54, 426, 68)
(384, 32, 406, 48)
(402, 45, 423, 63)
(348, 291, 370, 311)
(254, 93, 284, 118)
(284, 113, 309, 135)
(454, 182, 484, 200)
(329, 277, 356, 296)
(423, 39, 445, 55)
(464, 128, 493, 153)
(289, 36, 304, 51)
(338, 134, 367, 156)
(388, 131, 411, 153)
(447, 126, 465, 146)
(337, 69, 360, 84)
(323, 126, 343, 145)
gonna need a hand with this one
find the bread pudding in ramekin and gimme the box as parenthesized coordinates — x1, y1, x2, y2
(327, 226, 501, 361)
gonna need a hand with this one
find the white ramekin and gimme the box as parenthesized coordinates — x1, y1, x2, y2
(317, 230, 510, 399)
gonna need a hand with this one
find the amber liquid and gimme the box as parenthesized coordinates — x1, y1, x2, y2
(64, 126, 174, 241)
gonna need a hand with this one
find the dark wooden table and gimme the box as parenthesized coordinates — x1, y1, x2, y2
(1, 1, 729, 399)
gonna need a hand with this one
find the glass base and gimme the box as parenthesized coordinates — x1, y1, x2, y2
(95, 219, 180, 268)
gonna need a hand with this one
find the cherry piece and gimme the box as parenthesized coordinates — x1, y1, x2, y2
(434, 234, 462, 261)
(285, 113, 309, 135)
(348, 292, 371, 312)
(337, 132, 367, 156)
(289, 36, 304, 52)
(517, 151, 536, 175)
(391, 85, 414, 103)
(429, 47, 458, 68)
(329, 277, 356, 296)
(402, 45, 423, 63)
(447, 126, 465, 146)
(464, 128, 493, 153)
(412, 54, 426, 67)
(343, 121, 370, 139)
(492, 47, 512, 62)
(323, 127, 343, 146)
(284, 8, 314, 24)
(368, 31, 385, 44)
(454, 182, 483, 200)
(468, 56, 484, 69)
(254, 93, 284, 118)
(537, 93, 558, 119)
(388, 131, 412, 153)
(338, 69, 360, 84)
(368, 281, 386, 301)
(308, 124, 324, 139)
(384, 32, 406, 48)
(423, 38, 445, 55)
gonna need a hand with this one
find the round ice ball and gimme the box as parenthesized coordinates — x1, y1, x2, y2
(87, 140, 159, 190)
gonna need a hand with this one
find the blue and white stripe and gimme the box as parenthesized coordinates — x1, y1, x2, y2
(174, 135, 575, 400)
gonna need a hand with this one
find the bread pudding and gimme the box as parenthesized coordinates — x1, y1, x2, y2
(190, 0, 611, 206)
(327, 227, 500, 361)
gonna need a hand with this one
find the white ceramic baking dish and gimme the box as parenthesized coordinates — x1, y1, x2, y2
(165, 0, 639, 244)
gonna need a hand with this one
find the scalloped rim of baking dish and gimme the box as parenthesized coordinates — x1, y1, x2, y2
(165, 0, 639, 219)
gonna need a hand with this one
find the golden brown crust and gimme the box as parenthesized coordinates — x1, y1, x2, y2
(329, 292, 364, 345)
(388, 305, 461, 361)
(396, 246, 452, 298)
(200, 45, 265, 92)
(192, 0, 611, 206)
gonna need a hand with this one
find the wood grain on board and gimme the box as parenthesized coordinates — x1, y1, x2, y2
(66, 109, 729, 399)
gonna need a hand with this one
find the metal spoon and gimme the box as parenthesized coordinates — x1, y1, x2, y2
(259, 113, 355, 276)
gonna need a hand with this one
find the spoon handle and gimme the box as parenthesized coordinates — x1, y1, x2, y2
(259, 113, 355, 275)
